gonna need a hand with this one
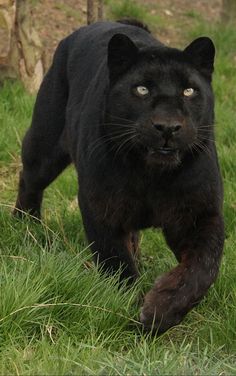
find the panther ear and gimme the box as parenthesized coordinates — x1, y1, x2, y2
(107, 33, 139, 83)
(184, 37, 215, 80)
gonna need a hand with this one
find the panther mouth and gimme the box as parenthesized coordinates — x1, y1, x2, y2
(146, 146, 178, 156)
(144, 145, 181, 166)
(149, 147, 178, 156)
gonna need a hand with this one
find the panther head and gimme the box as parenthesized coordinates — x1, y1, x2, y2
(105, 33, 215, 167)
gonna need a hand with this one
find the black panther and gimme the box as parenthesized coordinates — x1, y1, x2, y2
(14, 20, 224, 334)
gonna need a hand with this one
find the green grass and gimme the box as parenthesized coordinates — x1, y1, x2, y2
(0, 22, 236, 376)
(106, 0, 147, 20)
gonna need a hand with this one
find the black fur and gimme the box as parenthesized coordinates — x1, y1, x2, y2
(117, 18, 151, 33)
(14, 21, 224, 334)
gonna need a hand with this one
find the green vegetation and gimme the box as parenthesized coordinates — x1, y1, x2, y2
(106, 0, 147, 20)
(0, 16, 236, 376)
(106, 0, 164, 30)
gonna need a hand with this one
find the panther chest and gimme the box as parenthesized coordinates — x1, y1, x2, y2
(100, 187, 183, 230)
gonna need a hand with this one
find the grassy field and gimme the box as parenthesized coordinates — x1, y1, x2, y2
(0, 13, 236, 376)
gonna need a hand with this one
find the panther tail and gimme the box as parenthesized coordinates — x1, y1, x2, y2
(117, 18, 150, 33)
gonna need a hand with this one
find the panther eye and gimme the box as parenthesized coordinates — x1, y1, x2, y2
(183, 88, 195, 97)
(134, 86, 149, 97)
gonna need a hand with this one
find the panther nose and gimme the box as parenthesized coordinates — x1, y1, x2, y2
(153, 123, 182, 138)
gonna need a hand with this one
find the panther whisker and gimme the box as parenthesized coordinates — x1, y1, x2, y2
(104, 112, 135, 124)
(88, 129, 137, 160)
(113, 133, 138, 159)
(198, 125, 214, 129)
(198, 136, 215, 142)
(192, 140, 213, 159)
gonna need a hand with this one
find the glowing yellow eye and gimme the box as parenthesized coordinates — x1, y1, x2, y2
(135, 86, 149, 97)
(183, 88, 195, 97)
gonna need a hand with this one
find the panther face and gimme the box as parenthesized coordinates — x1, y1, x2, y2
(105, 34, 215, 167)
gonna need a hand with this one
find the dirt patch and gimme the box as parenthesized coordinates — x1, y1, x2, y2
(32, 0, 223, 68)
(32, 0, 87, 68)
(140, 0, 222, 46)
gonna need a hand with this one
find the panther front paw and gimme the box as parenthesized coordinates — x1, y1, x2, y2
(139, 266, 192, 334)
(140, 301, 182, 334)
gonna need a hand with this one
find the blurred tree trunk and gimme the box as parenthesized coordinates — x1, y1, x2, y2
(87, 0, 94, 24)
(221, 0, 236, 24)
(87, 0, 104, 24)
(0, 0, 44, 93)
(97, 0, 103, 21)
